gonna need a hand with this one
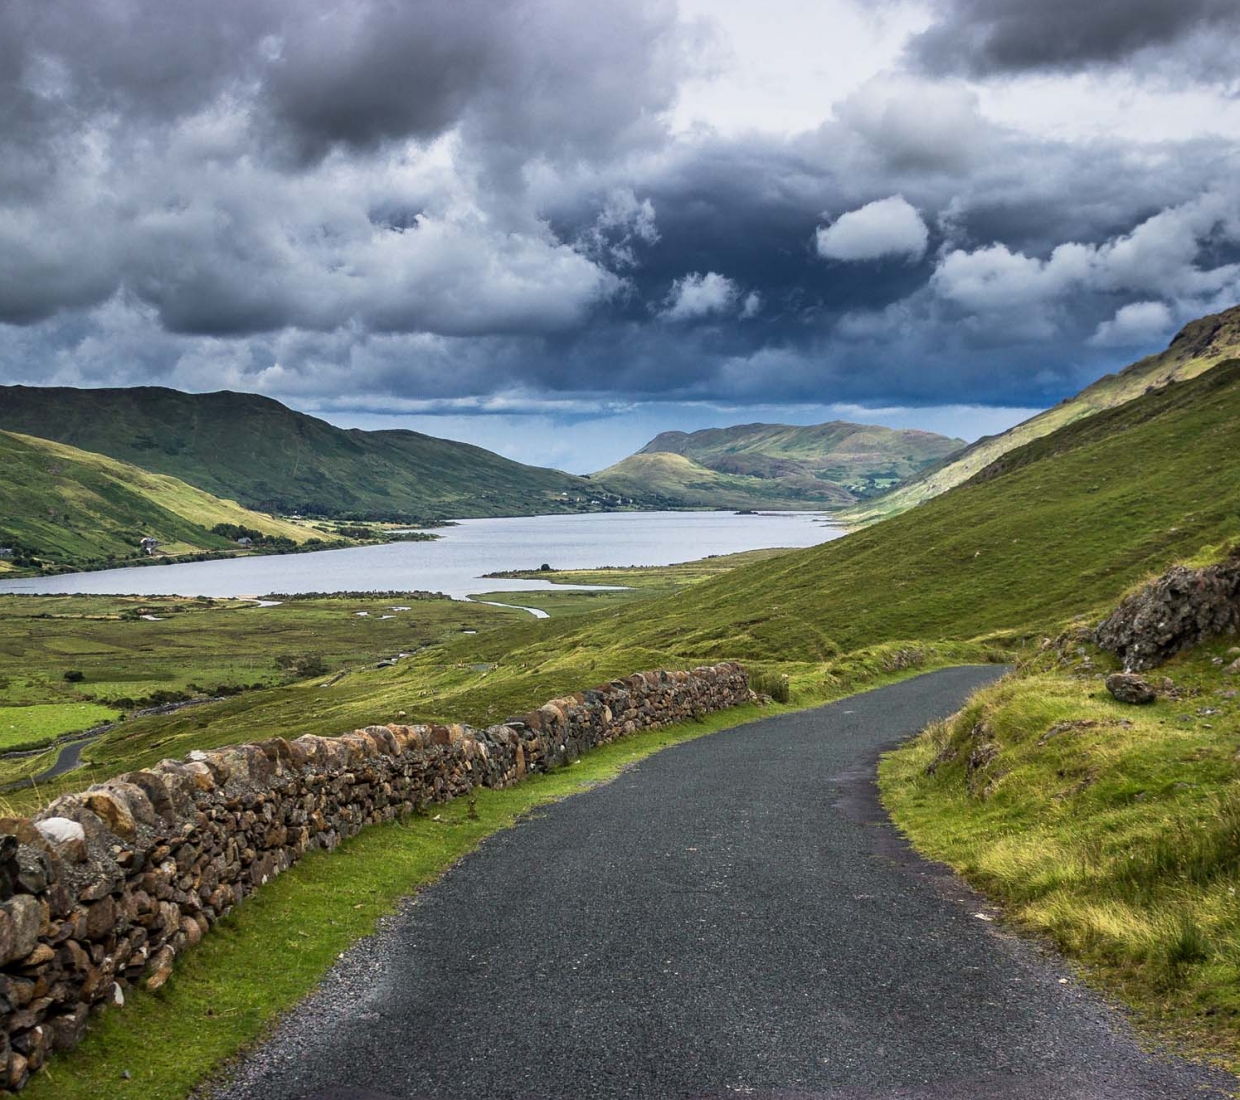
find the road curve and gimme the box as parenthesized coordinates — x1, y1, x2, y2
(211, 666, 1235, 1100)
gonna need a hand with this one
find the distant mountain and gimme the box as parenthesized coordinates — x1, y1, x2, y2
(0, 430, 309, 572)
(0, 387, 621, 520)
(846, 303, 1240, 523)
(595, 421, 964, 510)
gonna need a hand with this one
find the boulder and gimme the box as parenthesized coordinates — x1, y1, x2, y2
(1105, 672, 1157, 705)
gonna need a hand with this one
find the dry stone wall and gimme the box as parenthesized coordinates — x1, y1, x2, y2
(0, 662, 748, 1092)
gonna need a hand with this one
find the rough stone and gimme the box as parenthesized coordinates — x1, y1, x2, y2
(1095, 553, 1240, 670)
(144, 945, 176, 992)
(33, 819, 87, 865)
(1, 898, 41, 965)
(1105, 673, 1158, 705)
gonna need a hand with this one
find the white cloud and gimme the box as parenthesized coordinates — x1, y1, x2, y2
(1088, 300, 1175, 347)
(931, 189, 1240, 315)
(659, 271, 740, 320)
(816, 195, 929, 263)
(740, 290, 762, 318)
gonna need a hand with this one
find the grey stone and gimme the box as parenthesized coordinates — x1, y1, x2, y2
(1105, 673, 1158, 705)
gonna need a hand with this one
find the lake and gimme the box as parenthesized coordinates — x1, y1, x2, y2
(0, 511, 844, 600)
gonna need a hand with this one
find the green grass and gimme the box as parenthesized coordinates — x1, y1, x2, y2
(8, 343, 1240, 1089)
(0, 703, 120, 750)
(880, 640, 1240, 1069)
(20, 701, 773, 1100)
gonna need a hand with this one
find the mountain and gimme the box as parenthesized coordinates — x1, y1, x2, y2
(595, 421, 964, 510)
(846, 303, 1240, 523)
(0, 430, 308, 571)
(0, 386, 621, 520)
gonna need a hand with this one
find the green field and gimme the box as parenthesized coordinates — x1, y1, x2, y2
(7, 346, 1240, 1089)
(0, 703, 120, 750)
(0, 592, 526, 763)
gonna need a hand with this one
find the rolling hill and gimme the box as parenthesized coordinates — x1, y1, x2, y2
(595, 421, 963, 510)
(845, 303, 1240, 523)
(0, 430, 310, 570)
(441, 356, 1240, 688)
(0, 386, 626, 520)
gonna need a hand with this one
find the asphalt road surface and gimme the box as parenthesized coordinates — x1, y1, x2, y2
(211, 666, 1236, 1100)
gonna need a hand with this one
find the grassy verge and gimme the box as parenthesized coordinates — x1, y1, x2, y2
(880, 641, 1240, 1070)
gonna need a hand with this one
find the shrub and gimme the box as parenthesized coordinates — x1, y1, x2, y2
(751, 670, 791, 703)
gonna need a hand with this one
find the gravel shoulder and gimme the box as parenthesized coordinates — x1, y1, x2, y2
(208, 666, 1237, 1100)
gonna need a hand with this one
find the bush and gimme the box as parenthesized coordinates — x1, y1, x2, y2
(751, 670, 791, 703)
(276, 654, 330, 679)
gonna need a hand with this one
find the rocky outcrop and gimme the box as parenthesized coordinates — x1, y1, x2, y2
(1095, 552, 1240, 670)
(0, 663, 748, 1091)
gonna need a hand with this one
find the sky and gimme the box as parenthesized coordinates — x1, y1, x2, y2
(2, 0, 1240, 473)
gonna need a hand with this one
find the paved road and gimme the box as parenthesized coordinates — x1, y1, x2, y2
(211, 667, 1235, 1100)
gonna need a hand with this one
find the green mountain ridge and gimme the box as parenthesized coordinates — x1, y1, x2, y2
(595, 420, 964, 510)
(0, 430, 309, 571)
(0, 386, 627, 520)
(846, 303, 1240, 523)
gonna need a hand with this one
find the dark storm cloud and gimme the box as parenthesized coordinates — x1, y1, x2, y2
(2, 0, 1240, 431)
(909, 0, 1240, 76)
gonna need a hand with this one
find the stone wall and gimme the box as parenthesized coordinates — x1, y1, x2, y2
(0, 662, 749, 1091)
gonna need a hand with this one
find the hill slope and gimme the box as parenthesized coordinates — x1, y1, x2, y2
(0, 386, 619, 520)
(596, 420, 963, 509)
(593, 451, 858, 509)
(0, 431, 309, 570)
(456, 358, 1240, 677)
(847, 304, 1240, 522)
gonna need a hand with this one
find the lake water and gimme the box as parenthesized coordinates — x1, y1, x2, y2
(0, 511, 844, 600)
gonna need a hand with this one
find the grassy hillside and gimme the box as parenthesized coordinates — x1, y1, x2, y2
(563, 360, 1240, 664)
(847, 303, 1240, 522)
(0, 430, 308, 570)
(596, 420, 963, 509)
(594, 451, 855, 509)
(0, 386, 630, 520)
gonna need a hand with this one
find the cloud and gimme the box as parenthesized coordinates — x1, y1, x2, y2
(908, 0, 1240, 76)
(816, 196, 930, 263)
(3, 0, 1240, 461)
(834, 78, 990, 174)
(931, 190, 1240, 315)
(659, 272, 741, 321)
(1088, 301, 1175, 347)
